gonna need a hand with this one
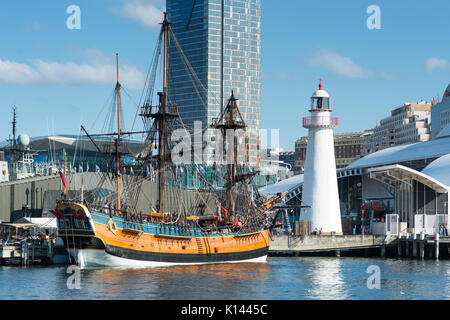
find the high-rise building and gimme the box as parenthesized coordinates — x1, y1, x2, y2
(361, 102, 432, 156)
(167, 0, 261, 166)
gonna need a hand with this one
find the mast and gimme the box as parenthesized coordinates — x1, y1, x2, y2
(211, 91, 247, 221)
(220, 0, 224, 113)
(8, 107, 18, 161)
(227, 95, 237, 216)
(11, 106, 17, 151)
(158, 12, 169, 214)
(140, 12, 178, 214)
(115, 53, 122, 213)
(64, 150, 67, 195)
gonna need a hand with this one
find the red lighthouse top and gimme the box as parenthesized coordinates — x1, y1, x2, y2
(318, 78, 324, 90)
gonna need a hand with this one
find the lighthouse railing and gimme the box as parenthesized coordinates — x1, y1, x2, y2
(302, 116, 338, 128)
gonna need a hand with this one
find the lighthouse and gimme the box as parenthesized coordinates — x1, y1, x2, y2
(301, 81, 342, 235)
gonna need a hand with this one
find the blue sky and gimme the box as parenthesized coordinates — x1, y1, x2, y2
(0, 0, 449, 151)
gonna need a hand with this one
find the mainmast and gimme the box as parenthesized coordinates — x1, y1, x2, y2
(140, 12, 178, 214)
(158, 12, 169, 214)
(115, 53, 122, 213)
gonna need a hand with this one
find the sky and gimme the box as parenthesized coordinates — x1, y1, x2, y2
(0, 0, 449, 151)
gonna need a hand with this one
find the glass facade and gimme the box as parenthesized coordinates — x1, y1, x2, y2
(167, 0, 261, 166)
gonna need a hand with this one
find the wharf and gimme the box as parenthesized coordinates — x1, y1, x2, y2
(1, 240, 51, 266)
(0, 239, 69, 266)
(269, 234, 391, 256)
(268, 234, 450, 259)
(396, 234, 450, 259)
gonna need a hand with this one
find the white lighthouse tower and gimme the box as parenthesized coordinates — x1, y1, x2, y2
(301, 81, 342, 235)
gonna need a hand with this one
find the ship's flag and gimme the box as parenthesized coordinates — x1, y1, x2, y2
(58, 164, 67, 189)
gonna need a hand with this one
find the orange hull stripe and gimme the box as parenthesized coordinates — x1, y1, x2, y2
(93, 222, 270, 255)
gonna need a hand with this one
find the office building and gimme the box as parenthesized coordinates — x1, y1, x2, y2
(167, 0, 261, 166)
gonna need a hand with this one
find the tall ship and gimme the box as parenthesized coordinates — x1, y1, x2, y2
(50, 14, 282, 268)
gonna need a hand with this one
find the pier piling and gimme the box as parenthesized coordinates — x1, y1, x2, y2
(412, 234, 417, 258)
(435, 234, 439, 260)
(405, 233, 410, 257)
(419, 233, 425, 259)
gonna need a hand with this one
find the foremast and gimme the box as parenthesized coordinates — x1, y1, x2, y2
(115, 53, 122, 213)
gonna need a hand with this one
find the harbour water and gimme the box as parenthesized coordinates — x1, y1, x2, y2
(1, 257, 449, 300)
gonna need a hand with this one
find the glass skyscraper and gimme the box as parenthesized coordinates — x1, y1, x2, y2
(167, 0, 261, 167)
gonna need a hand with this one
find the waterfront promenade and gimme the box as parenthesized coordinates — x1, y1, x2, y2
(269, 234, 450, 259)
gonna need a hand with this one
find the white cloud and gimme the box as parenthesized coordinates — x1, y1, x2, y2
(425, 57, 450, 72)
(0, 50, 145, 89)
(117, 0, 165, 29)
(0, 60, 39, 85)
(309, 50, 373, 78)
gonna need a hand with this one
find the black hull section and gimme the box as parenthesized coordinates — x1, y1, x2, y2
(105, 245, 269, 263)
(61, 236, 106, 250)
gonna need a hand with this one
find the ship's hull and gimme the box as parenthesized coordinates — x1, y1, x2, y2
(55, 201, 269, 269)
(68, 248, 267, 269)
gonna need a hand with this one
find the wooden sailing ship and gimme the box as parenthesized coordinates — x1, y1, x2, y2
(51, 14, 282, 268)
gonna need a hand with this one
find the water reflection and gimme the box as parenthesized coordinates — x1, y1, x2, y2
(81, 262, 272, 300)
(305, 258, 348, 300)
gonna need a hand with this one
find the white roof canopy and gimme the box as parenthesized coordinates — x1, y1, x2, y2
(368, 164, 448, 194)
(347, 136, 450, 170)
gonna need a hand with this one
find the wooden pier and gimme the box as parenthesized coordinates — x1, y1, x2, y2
(396, 234, 450, 260)
(0, 220, 69, 266)
(0, 239, 54, 266)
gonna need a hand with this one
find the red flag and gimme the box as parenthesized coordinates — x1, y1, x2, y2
(59, 164, 67, 189)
